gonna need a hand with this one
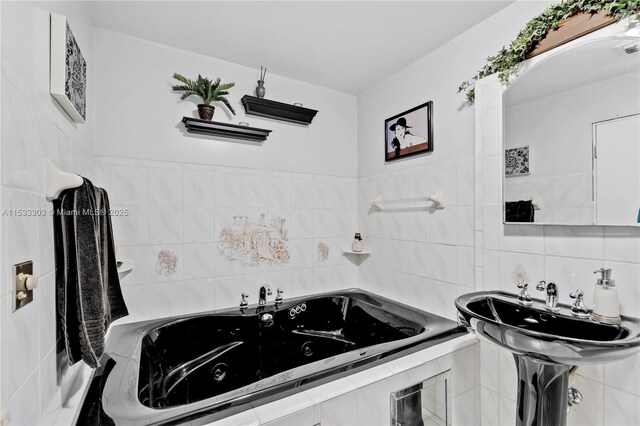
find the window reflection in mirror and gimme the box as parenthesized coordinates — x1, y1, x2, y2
(503, 37, 640, 226)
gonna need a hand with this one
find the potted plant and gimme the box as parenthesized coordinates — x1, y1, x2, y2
(172, 73, 236, 120)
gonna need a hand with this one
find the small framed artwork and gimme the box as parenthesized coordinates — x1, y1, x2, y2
(505, 146, 530, 176)
(50, 13, 87, 124)
(385, 101, 433, 162)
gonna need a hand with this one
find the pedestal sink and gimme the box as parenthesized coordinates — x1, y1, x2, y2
(455, 291, 640, 426)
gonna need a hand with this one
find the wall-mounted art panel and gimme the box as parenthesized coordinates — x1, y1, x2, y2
(50, 13, 87, 123)
(505, 146, 530, 177)
(218, 213, 289, 266)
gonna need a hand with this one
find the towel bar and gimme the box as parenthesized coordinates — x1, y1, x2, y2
(44, 159, 83, 201)
(370, 192, 445, 210)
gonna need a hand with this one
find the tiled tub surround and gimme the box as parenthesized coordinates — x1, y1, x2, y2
(84, 290, 469, 424)
(205, 334, 478, 426)
(358, 157, 476, 322)
(95, 156, 359, 319)
(474, 31, 640, 426)
(87, 158, 485, 425)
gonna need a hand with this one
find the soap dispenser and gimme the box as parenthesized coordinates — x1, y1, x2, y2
(351, 232, 363, 252)
(591, 268, 621, 325)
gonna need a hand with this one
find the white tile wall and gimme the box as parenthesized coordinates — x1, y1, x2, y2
(314, 390, 358, 425)
(356, 377, 393, 425)
(261, 408, 314, 426)
(451, 344, 478, 397)
(475, 74, 640, 426)
(452, 387, 478, 426)
(100, 157, 359, 319)
(253, 392, 314, 425)
(498, 395, 516, 426)
(183, 170, 215, 207)
(1, 8, 96, 418)
(354, 155, 481, 426)
(568, 375, 604, 426)
(480, 387, 500, 426)
(603, 386, 640, 426)
(358, 157, 475, 321)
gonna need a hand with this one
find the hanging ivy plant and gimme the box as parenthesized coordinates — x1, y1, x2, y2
(458, 0, 640, 103)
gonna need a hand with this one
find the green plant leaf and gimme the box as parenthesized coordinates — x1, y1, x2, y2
(218, 97, 236, 115)
(458, 0, 640, 103)
(217, 82, 235, 92)
(172, 73, 237, 112)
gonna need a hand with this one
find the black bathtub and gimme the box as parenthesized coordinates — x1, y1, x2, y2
(77, 289, 466, 425)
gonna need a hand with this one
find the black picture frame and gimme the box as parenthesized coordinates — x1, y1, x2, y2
(385, 101, 433, 162)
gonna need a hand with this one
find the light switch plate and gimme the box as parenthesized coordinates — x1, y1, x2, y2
(12, 260, 34, 312)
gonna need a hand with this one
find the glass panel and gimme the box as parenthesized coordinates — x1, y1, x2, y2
(390, 370, 451, 426)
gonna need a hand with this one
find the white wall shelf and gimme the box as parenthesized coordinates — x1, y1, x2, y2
(342, 246, 372, 255)
(117, 259, 135, 277)
(181, 117, 272, 141)
(241, 95, 318, 125)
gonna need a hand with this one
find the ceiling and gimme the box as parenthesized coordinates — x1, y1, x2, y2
(88, 1, 513, 94)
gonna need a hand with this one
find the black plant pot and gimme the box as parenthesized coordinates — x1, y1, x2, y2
(197, 104, 215, 120)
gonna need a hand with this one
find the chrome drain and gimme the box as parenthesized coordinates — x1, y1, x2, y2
(212, 363, 228, 383)
(302, 341, 314, 357)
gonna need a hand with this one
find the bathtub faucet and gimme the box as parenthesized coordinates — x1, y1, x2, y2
(259, 285, 272, 306)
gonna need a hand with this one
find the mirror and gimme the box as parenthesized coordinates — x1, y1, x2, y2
(503, 36, 640, 226)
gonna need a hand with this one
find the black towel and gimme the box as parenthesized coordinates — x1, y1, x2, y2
(53, 178, 128, 368)
(505, 200, 535, 223)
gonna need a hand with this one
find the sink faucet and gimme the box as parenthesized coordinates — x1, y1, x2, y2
(569, 289, 592, 318)
(536, 281, 559, 311)
(516, 281, 532, 306)
(259, 285, 272, 306)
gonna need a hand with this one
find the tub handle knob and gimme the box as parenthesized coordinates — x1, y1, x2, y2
(275, 288, 284, 306)
(239, 292, 249, 310)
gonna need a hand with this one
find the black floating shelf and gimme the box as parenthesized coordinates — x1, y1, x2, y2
(241, 95, 318, 125)
(182, 117, 272, 141)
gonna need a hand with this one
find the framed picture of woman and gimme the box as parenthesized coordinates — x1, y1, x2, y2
(385, 101, 433, 162)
